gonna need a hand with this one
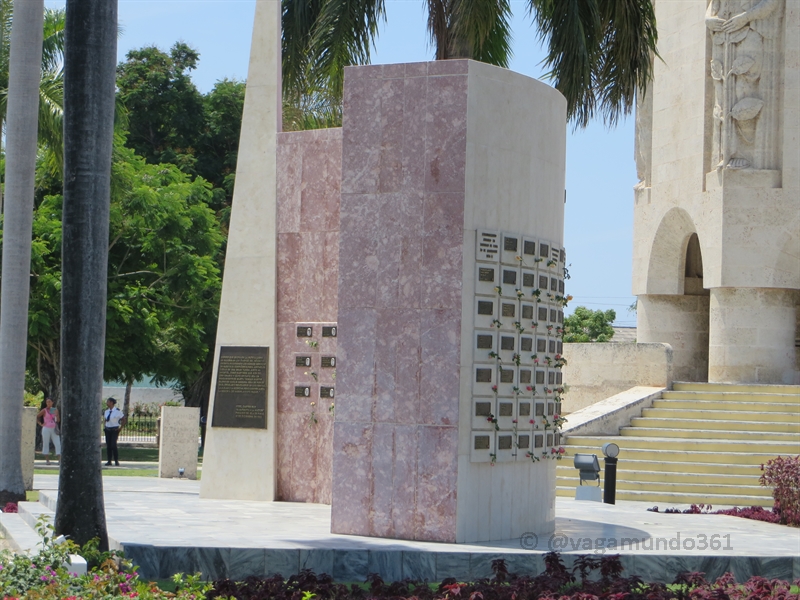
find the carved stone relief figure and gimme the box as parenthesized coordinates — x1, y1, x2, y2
(706, 0, 783, 171)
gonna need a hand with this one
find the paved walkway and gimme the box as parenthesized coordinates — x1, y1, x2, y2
(22, 475, 799, 582)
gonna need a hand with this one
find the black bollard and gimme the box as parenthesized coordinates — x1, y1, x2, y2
(603, 456, 618, 504)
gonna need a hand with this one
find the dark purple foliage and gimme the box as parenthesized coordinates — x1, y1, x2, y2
(204, 554, 798, 600)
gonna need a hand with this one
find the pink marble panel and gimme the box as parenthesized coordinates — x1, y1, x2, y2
(378, 77, 407, 193)
(342, 79, 382, 195)
(415, 425, 458, 541)
(335, 309, 377, 419)
(276, 232, 302, 323)
(316, 413, 334, 504)
(427, 59, 470, 76)
(339, 193, 383, 239)
(423, 192, 465, 235)
(300, 133, 342, 232)
(401, 76, 428, 191)
(321, 232, 340, 321)
(297, 232, 326, 318)
(343, 63, 386, 82)
(337, 234, 379, 309)
(374, 308, 421, 424)
(331, 422, 374, 535)
(420, 228, 464, 309)
(276, 134, 302, 234)
(424, 75, 468, 193)
(419, 309, 461, 426)
(369, 422, 396, 536)
(391, 425, 420, 539)
(404, 62, 428, 78)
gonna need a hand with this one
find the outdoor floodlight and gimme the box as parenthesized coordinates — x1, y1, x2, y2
(573, 453, 600, 486)
(602, 442, 619, 458)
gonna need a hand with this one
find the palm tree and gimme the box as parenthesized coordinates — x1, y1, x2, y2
(54, 0, 117, 548)
(0, 0, 44, 506)
(282, 0, 658, 127)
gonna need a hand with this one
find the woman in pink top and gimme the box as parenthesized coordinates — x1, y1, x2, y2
(36, 397, 61, 464)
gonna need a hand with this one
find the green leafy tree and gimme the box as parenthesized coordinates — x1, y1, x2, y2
(281, 0, 658, 127)
(563, 306, 616, 343)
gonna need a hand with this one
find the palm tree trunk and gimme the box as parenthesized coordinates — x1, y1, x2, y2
(0, 0, 43, 506)
(55, 0, 117, 549)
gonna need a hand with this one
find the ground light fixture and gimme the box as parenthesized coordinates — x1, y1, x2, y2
(601, 443, 619, 504)
(573, 453, 602, 501)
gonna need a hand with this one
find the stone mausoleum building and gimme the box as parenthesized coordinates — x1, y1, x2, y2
(632, 0, 799, 384)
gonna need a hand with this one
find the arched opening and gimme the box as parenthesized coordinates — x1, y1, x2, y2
(683, 233, 709, 296)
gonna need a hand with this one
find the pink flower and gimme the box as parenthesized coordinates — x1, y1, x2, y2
(512, 419, 518, 424)
(491, 385, 498, 392)
(529, 419, 535, 424)
(559, 447, 566, 454)
(554, 414, 560, 420)
(526, 385, 533, 391)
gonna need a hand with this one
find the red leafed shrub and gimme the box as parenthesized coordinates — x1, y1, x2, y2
(714, 506, 781, 524)
(760, 455, 800, 527)
(2, 502, 18, 513)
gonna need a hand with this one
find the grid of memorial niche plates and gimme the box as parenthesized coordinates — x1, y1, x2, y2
(471, 230, 566, 464)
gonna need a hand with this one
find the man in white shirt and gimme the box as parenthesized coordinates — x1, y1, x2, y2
(103, 397, 125, 466)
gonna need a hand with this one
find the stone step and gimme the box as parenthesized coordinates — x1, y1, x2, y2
(564, 435, 798, 454)
(556, 472, 772, 497)
(555, 487, 773, 507)
(665, 381, 800, 401)
(562, 444, 782, 465)
(0, 512, 41, 552)
(632, 416, 800, 432)
(17, 500, 55, 531)
(647, 403, 800, 416)
(560, 458, 764, 476)
(661, 391, 800, 403)
(556, 467, 764, 486)
(619, 427, 800, 442)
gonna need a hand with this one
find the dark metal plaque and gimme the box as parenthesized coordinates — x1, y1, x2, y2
(477, 301, 494, 316)
(522, 273, 534, 287)
(296, 356, 311, 367)
(320, 386, 335, 398)
(523, 240, 535, 255)
(547, 433, 553, 447)
(539, 275, 548, 289)
(558, 280, 564, 293)
(539, 243, 549, 258)
(474, 435, 490, 450)
(537, 338, 547, 353)
(297, 326, 313, 337)
(518, 402, 531, 416)
(518, 434, 530, 449)
(500, 369, 514, 383)
(535, 434, 543, 448)
(500, 336, 514, 351)
(499, 402, 513, 417)
(558, 311, 564, 324)
(555, 433, 561, 446)
(547, 402, 555, 415)
(504, 237, 518, 252)
(476, 368, 492, 383)
(322, 326, 337, 337)
(551, 277, 558, 291)
(535, 403, 544, 416)
(476, 335, 493, 349)
(502, 270, 517, 285)
(548, 371, 555, 385)
(556, 372, 563, 385)
(558, 341, 563, 354)
(321, 356, 336, 368)
(538, 307, 548, 321)
(550, 309, 557, 323)
(475, 401, 492, 417)
(498, 435, 513, 450)
(536, 370, 545, 384)
(501, 303, 515, 318)
(520, 337, 532, 352)
(522, 305, 533, 320)
(212, 346, 268, 429)
(478, 267, 495, 282)
(519, 369, 531, 384)
(549, 340, 556, 353)
(295, 386, 311, 397)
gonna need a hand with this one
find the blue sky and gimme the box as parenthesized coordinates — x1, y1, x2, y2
(47, 0, 639, 326)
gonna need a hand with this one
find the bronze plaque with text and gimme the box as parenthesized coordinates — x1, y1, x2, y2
(211, 346, 268, 429)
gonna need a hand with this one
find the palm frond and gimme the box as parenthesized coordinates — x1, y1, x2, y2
(37, 69, 64, 174)
(595, 0, 657, 126)
(528, 0, 602, 127)
(425, 0, 450, 60)
(41, 8, 65, 72)
(282, 0, 324, 97)
(450, 0, 512, 66)
(307, 0, 385, 99)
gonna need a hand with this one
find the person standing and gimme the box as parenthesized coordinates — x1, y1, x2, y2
(36, 397, 61, 465)
(103, 397, 125, 466)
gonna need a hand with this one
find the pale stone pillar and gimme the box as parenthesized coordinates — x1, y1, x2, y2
(637, 295, 709, 382)
(158, 407, 200, 479)
(708, 288, 799, 384)
(22, 407, 36, 490)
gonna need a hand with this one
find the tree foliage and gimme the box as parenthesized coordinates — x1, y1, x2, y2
(281, 0, 658, 128)
(563, 306, 616, 343)
(21, 134, 224, 404)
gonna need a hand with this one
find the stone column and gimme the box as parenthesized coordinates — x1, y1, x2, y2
(637, 294, 710, 382)
(708, 288, 798, 384)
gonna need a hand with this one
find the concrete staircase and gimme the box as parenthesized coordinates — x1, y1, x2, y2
(557, 382, 800, 507)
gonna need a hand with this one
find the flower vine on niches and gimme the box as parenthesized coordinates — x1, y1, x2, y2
(491, 384, 498, 395)
(512, 386, 521, 396)
(488, 351, 499, 360)
(554, 354, 567, 368)
(515, 289, 524, 300)
(512, 353, 521, 366)
(525, 451, 541, 462)
(486, 413, 499, 431)
(494, 285, 503, 296)
(549, 447, 566, 460)
(490, 452, 497, 465)
(526, 385, 537, 397)
(544, 356, 552, 366)
(491, 319, 503, 329)
(514, 321, 525, 334)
